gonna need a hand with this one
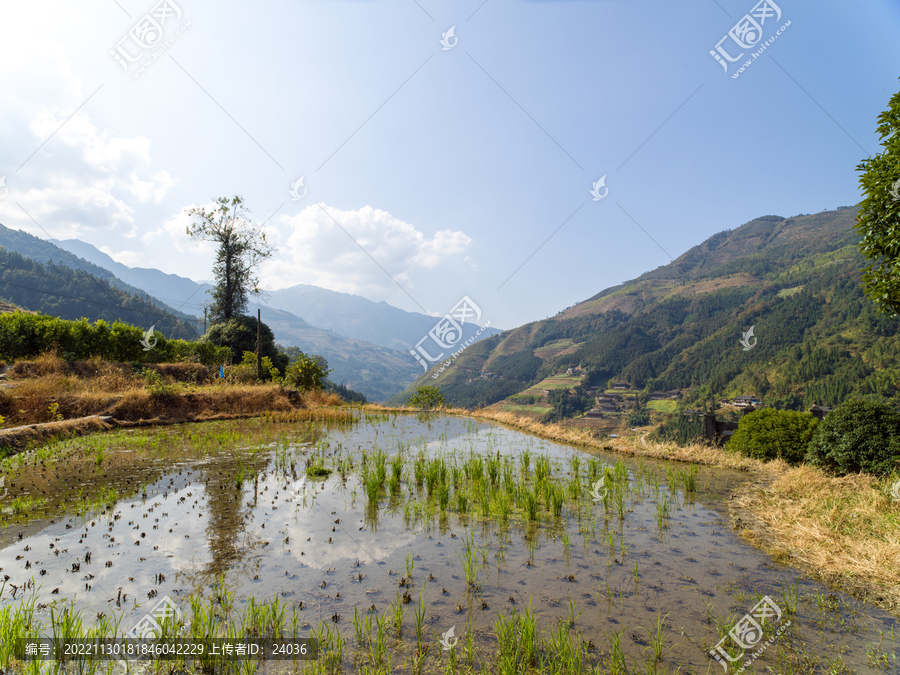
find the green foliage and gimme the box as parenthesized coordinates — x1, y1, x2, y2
(140, 369, 177, 397)
(806, 398, 900, 477)
(0, 247, 197, 339)
(728, 409, 819, 465)
(651, 415, 704, 446)
(544, 389, 593, 422)
(186, 196, 274, 322)
(854, 78, 900, 316)
(325, 381, 367, 403)
(627, 409, 651, 426)
(284, 352, 331, 391)
(200, 315, 287, 373)
(489, 351, 542, 382)
(0, 312, 229, 365)
(47, 402, 63, 422)
(406, 386, 446, 411)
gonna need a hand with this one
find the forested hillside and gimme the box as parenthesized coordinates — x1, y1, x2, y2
(389, 205, 900, 410)
(0, 223, 201, 329)
(0, 248, 198, 340)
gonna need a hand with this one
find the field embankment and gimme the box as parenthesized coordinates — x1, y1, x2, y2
(0, 353, 342, 452)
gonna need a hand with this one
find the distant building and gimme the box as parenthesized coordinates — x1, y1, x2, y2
(733, 395, 760, 408)
(808, 403, 832, 420)
(612, 382, 630, 389)
(566, 367, 577, 375)
(585, 410, 604, 418)
(666, 390, 682, 399)
(649, 391, 667, 400)
(682, 409, 702, 416)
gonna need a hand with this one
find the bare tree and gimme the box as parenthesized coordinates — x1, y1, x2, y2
(186, 196, 274, 323)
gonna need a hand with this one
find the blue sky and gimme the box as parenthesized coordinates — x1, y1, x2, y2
(0, 0, 898, 330)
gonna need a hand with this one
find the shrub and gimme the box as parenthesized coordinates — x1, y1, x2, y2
(284, 352, 330, 391)
(0, 313, 230, 366)
(651, 414, 704, 446)
(627, 409, 651, 426)
(728, 409, 818, 465)
(806, 398, 900, 476)
(200, 316, 287, 374)
(407, 386, 445, 411)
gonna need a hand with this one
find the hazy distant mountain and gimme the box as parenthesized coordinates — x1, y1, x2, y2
(57, 240, 501, 351)
(55, 238, 213, 317)
(265, 285, 501, 351)
(53, 238, 422, 400)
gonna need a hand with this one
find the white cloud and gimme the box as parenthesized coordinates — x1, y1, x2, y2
(0, 36, 175, 240)
(99, 246, 142, 267)
(263, 204, 473, 298)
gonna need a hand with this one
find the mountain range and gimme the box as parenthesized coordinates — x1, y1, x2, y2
(388, 205, 900, 413)
(0, 224, 500, 400)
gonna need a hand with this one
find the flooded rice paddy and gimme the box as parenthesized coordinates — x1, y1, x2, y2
(0, 410, 896, 674)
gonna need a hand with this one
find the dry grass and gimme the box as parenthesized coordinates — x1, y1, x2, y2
(731, 465, 900, 614)
(0, 353, 347, 428)
(469, 408, 770, 472)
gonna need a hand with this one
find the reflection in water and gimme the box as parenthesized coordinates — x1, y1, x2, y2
(0, 414, 895, 674)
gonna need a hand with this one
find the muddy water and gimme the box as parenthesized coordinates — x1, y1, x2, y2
(0, 413, 896, 674)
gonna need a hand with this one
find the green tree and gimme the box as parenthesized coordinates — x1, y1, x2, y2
(855, 79, 900, 316)
(728, 408, 819, 465)
(200, 315, 287, 375)
(284, 352, 331, 391)
(806, 398, 900, 476)
(407, 386, 446, 411)
(186, 196, 274, 322)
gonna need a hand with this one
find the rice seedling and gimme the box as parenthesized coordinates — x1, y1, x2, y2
(521, 448, 531, 477)
(414, 452, 426, 487)
(496, 490, 511, 524)
(413, 582, 427, 649)
(655, 496, 670, 530)
(780, 578, 800, 615)
(406, 550, 415, 578)
(644, 612, 668, 664)
(364, 469, 381, 508)
(458, 531, 482, 588)
(390, 594, 405, 638)
(522, 485, 539, 523)
(565, 596, 582, 627)
(607, 627, 627, 674)
(681, 464, 698, 494)
(487, 452, 501, 486)
(5, 495, 49, 515)
(534, 454, 551, 484)
(438, 481, 451, 512)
